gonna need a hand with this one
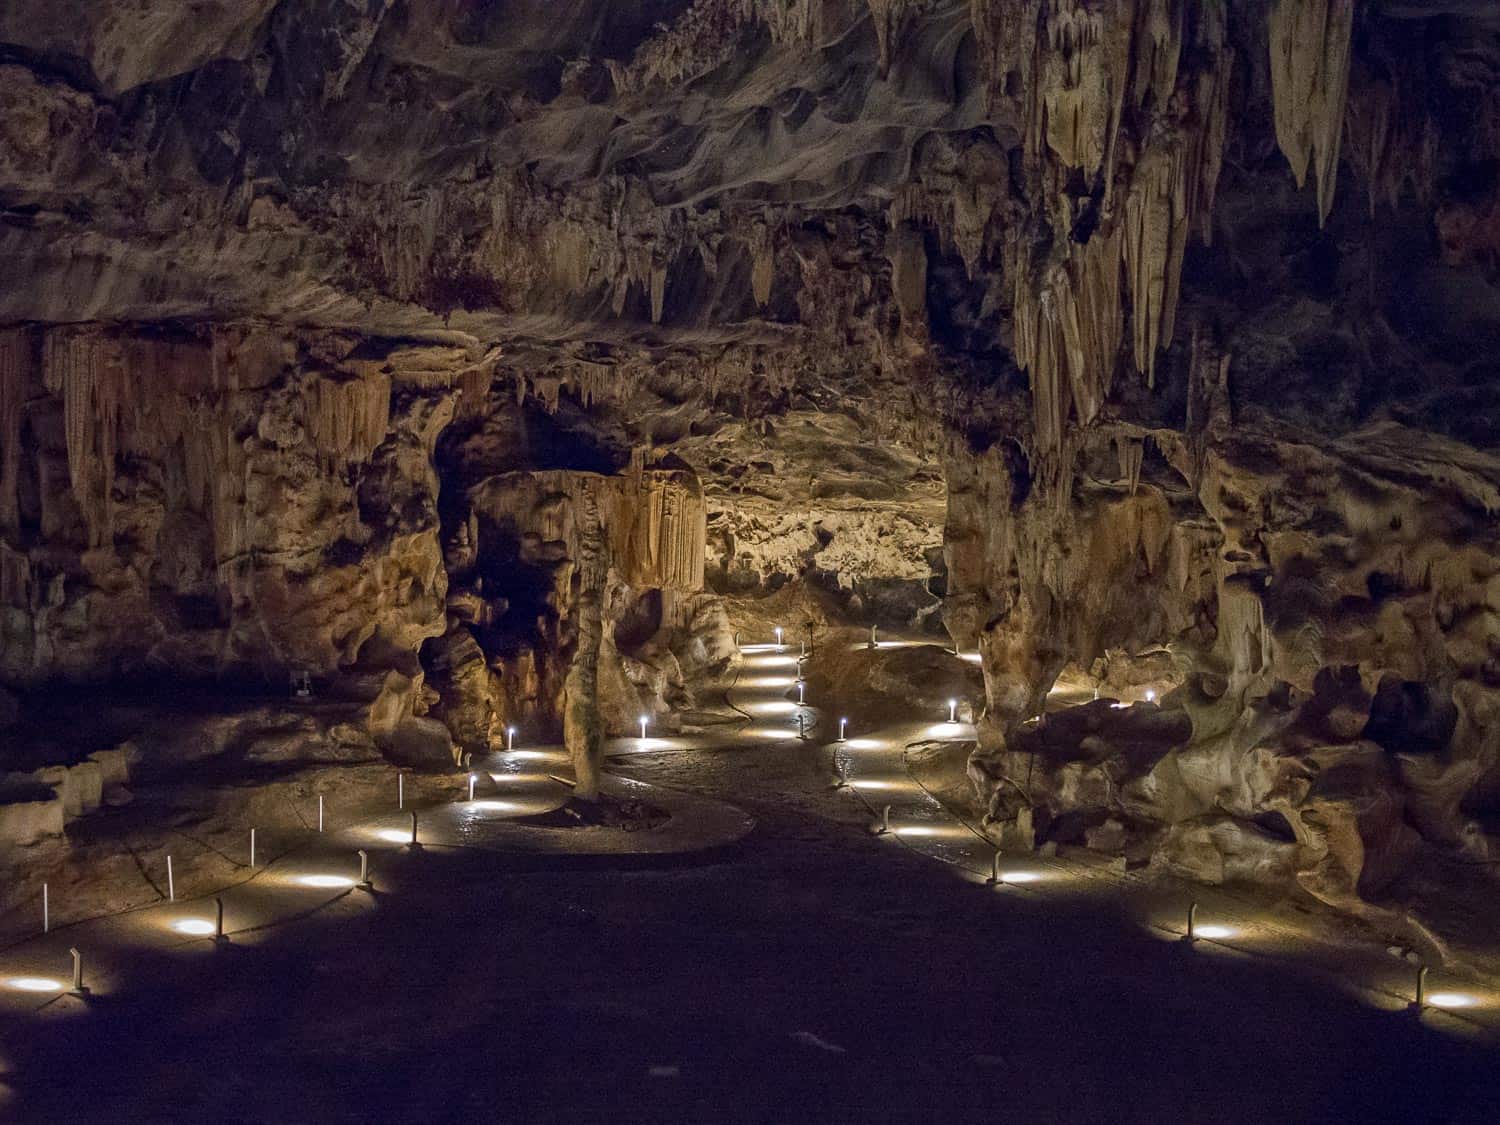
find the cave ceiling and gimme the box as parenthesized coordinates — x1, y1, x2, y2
(0, 0, 1497, 450)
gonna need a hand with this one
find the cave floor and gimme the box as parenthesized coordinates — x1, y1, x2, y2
(2, 643, 1499, 1122)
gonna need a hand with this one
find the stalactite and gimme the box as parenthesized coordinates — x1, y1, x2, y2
(304, 370, 392, 468)
(1012, 225, 1126, 461)
(0, 540, 29, 609)
(0, 327, 31, 534)
(650, 262, 667, 325)
(550, 219, 592, 293)
(1117, 434, 1144, 495)
(457, 364, 495, 420)
(43, 328, 125, 547)
(1000, 0, 1231, 457)
(867, 0, 933, 76)
(1268, 0, 1355, 226)
(1122, 144, 1190, 387)
(1343, 60, 1437, 217)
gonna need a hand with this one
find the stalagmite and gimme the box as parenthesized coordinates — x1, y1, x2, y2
(1269, 0, 1355, 226)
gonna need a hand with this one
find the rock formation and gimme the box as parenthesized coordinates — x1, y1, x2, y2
(1, 0, 1499, 946)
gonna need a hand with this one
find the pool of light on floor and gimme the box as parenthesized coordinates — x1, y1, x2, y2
(998, 871, 1042, 884)
(374, 828, 412, 843)
(171, 919, 217, 936)
(469, 799, 526, 813)
(1192, 925, 1236, 941)
(5, 977, 63, 993)
(745, 699, 797, 715)
(739, 675, 795, 689)
(893, 824, 965, 838)
(296, 874, 355, 889)
(1427, 992, 1478, 1009)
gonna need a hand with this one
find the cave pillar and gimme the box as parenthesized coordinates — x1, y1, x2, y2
(563, 479, 607, 802)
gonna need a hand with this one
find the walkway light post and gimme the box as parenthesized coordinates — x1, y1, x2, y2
(398, 773, 405, 810)
(775, 627, 784, 650)
(507, 726, 516, 751)
(468, 773, 477, 801)
(797, 680, 806, 704)
(639, 714, 649, 741)
(318, 794, 325, 833)
(410, 811, 419, 847)
(250, 828, 257, 867)
(167, 856, 175, 902)
(839, 717, 847, 742)
(42, 883, 48, 933)
(214, 897, 226, 942)
(69, 948, 84, 995)
(357, 850, 372, 890)
(948, 698, 958, 723)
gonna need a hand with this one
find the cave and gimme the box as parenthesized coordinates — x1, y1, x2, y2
(2, 1, 1500, 1120)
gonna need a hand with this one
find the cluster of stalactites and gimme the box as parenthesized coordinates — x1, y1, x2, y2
(1268, 0, 1355, 227)
(304, 369, 392, 471)
(619, 0, 933, 90)
(994, 0, 1231, 473)
(18, 325, 400, 554)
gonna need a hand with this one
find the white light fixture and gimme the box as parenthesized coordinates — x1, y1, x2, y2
(506, 726, 516, 750)
(797, 681, 806, 704)
(639, 714, 649, 740)
(1145, 689, 1156, 703)
(775, 627, 784, 649)
(838, 717, 848, 742)
(948, 698, 958, 723)
(468, 773, 477, 801)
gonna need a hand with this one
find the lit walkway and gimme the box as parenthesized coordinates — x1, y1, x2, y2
(0, 742, 750, 1018)
(724, 636, 1500, 1040)
(2, 634, 1495, 1053)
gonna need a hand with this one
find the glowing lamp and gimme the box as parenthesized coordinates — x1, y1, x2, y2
(838, 717, 848, 742)
(639, 714, 649, 740)
(948, 698, 958, 723)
